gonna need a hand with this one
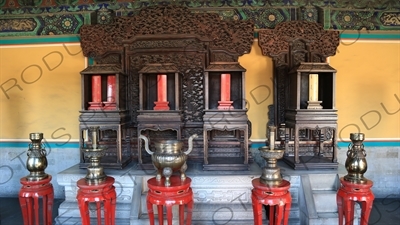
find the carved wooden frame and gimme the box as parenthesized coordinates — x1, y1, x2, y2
(258, 21, 340, 128)
(79, 6, 254, 165)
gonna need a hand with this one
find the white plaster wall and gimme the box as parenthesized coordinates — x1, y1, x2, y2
(0, 147, 80, 198)
(336, 146, 400, 198)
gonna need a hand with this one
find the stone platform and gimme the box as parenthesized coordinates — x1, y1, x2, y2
(55, 158, 350, 225)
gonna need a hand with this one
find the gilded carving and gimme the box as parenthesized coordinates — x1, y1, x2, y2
(332, 10, 376, 30)
(381, 12, 400, 26)
(0, 18, 36, 31)
(1, 0, 399, 37)
(240, 7, 287, 29)
(95, 8, 114, 25)
(299, 5, 319, 22)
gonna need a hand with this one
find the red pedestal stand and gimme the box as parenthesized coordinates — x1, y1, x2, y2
(336, 177, 374, 225)
(147, 176, 193, 225)
(19, 175, 54, 225)
(251, 178, 292, 225)
(76, 176, 117, 225)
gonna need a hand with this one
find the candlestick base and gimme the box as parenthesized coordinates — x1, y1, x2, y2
(154, 101, 170, 110)
(217, 101, 234, 110)
(258, 146, 285, 185)
(307, 101, 323, 109)
(103, 102, 117, 110)
(88, 102, 104, 110)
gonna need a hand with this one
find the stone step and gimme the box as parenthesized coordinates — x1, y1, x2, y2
(139, 194, 300, 222)
(137, 205, 301, 225)
(308, 174, 339, 191)
(301, 173, 343, 225)
(55, 162, 309, 225)
(309, 212, 359, 225)
(312, 190, 338, 213)
(131, 218, 301, 225)
(55, 215, 302, 225)
(55, 194, 298, 223)
(54, 217, 130, 225)
(57, 201, 132, 218)
(309, 215, 340, 225)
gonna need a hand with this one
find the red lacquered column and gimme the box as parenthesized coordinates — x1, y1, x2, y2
(88, 75, 103, 110)
(154, 74, 170, 110)
(218, 73, 233, 110)
(104, 75, 116, 110)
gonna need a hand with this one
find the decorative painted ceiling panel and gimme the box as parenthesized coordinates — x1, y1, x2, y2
(0, 0, 399, 37)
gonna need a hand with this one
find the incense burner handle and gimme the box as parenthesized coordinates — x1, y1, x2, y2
(139, 135, 154, 155)
(183, 134, 198, 155)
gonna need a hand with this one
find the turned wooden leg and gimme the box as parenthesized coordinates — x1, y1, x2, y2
(251, 191, 263, 225)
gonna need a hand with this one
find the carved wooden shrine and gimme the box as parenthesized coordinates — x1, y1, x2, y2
(79, 65, 130, 169)
(203, 62, 250, 170)
(258, 21, 340, 169)
(78, 6, 254, 170)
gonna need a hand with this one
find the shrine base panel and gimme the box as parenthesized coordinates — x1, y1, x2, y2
(55, 157, 361, 225)
(283, 156, 339, 170)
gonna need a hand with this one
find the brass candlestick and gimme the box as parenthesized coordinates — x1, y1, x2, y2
(344, 133, 368, 182)
(268, 126, 276, 150)
(259, 146, 284, 185)
(26, 133, 49, 181)
(82, 127, 107, 185)
(259, 126, 284, 185)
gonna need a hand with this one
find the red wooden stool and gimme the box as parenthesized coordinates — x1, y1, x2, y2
(251, 179, 292, 225)
(19, 175, 54, 225)
(76, 176, 117, 225)
(336, 177, 374, 225)
(147, 175, 193, 225)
